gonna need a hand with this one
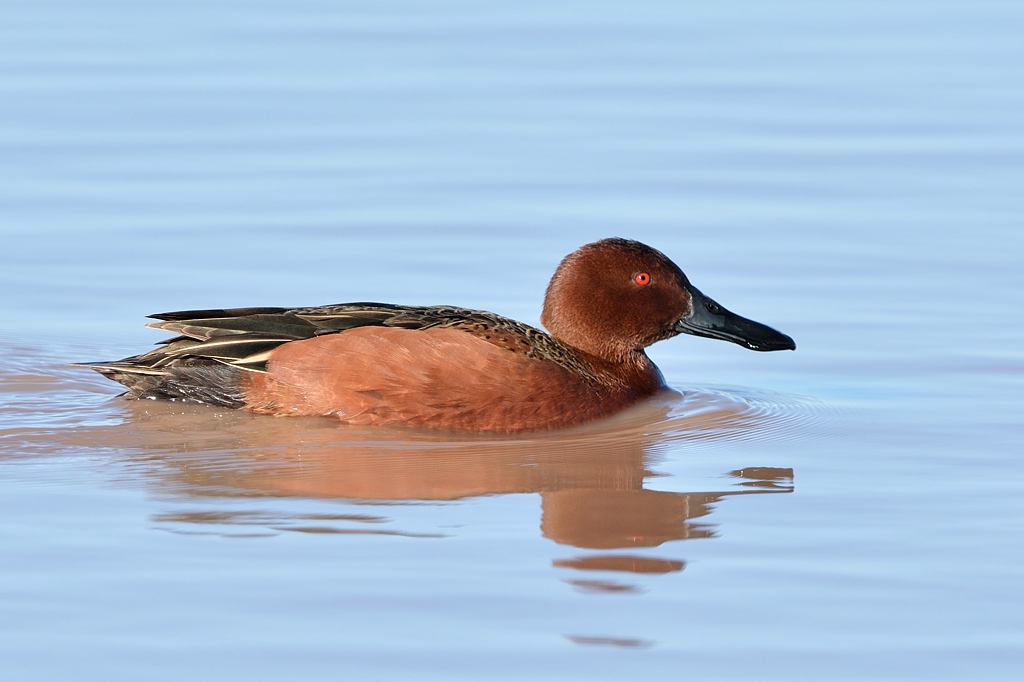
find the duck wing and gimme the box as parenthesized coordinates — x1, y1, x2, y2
(139, 303, 556, 371)
(75, 304, 593, 407)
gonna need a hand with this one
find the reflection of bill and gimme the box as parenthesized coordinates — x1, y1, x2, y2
(77, 394, 793, 571)
(546, 468, 791, 587)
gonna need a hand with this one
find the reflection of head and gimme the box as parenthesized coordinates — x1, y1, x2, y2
(541, 490, 719, 549)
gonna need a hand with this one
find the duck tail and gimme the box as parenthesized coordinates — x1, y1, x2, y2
(73, 356, 247, 409)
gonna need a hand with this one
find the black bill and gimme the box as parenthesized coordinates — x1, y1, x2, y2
(674, 286, 796, 352)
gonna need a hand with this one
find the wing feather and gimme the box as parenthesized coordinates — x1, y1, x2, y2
(77, 302, 593, 408)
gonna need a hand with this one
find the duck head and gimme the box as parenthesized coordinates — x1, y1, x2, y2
(541, 238, 796, 362)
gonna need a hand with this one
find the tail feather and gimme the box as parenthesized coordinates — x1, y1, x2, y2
(75, 358, 246, 408)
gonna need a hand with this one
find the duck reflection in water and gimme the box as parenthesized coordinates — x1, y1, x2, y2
(97, 390, 793, 578)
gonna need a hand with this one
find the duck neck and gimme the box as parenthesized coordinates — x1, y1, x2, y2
(571, 345, 665, 393)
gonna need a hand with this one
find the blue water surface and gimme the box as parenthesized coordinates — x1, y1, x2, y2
(1, 1, 1022, 680)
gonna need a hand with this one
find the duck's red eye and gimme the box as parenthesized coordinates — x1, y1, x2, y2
(634, 272, 651, 286)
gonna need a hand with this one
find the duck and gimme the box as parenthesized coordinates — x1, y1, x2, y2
(78, 238, 795, 433)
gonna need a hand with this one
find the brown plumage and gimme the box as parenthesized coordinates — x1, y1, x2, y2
(77, 238, 794, 432)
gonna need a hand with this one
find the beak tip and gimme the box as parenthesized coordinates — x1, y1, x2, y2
(750, 334, 795, 352)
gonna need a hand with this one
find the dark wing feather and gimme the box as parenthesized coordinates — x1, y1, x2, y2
(148, 307, 291, 321)
(134, 304, 437, 373)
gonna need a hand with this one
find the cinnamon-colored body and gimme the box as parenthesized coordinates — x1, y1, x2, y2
(79, 238, 794, 433)
(245, 327, 663, 432)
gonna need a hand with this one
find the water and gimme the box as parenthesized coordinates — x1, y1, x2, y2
(2, 1, 1023, 679)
